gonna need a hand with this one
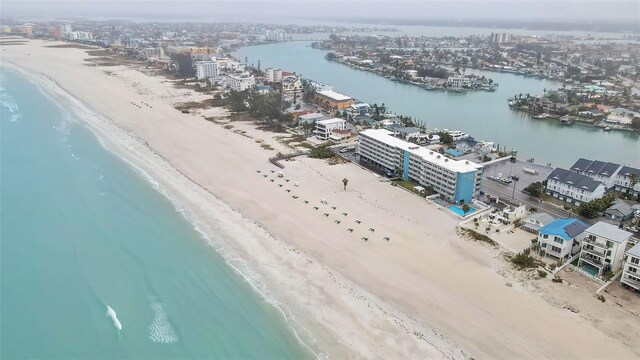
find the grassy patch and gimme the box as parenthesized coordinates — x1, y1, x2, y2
(86, 49, 112, 56)
(537, 270, 548, 278)
(456, 227, 497, 246)
(308, 144, 335, 159)
(173, 99, 223, 112)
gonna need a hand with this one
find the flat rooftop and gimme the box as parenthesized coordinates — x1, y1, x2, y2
(584, 222, 633, 244)
(316, 117, 346, 125)
(317, 90, 352, 101)
(360, 129, 483, 173)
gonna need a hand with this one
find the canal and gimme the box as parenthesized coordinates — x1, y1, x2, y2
(234, 41, 639, 168)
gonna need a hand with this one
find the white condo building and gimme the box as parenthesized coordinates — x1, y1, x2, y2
(194, 60, 219, 80)
(358, 129, 483, 204)
(447, 75, 473, 89)
(314, 118, 346, 141)
(579, 222, 632, 277)
(621, 243, 640, 291)
(227, 73, 255, 92)
(265, 68, 282, 83)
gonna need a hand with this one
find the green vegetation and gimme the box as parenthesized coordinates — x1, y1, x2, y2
(552, 277, 563, 283)
(524, 181, 546, 198)
(510, 249, 541, 269)
(436, 131, 453, 145)
(538, 270, 548, 278)
(603, 271, 614, 282)
(456, 227, 497, 246)
(308, 144, 335, 159)
(597, 294, 606, 303)
(576, 193, 616, 218)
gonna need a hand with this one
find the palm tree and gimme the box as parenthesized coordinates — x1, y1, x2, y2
(342, 178, 349, 190)
(462, 204, 471, 216)
(629, 173, 638, 195)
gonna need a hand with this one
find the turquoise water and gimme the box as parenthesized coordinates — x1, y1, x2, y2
(234, 42, 639, 168)
(0, 68, 310, 358)
(447, 205, 476, 217)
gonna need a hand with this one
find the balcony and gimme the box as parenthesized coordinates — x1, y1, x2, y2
(580, 253, 603, 267)
(583, 237, 608, 249)
(581, 246, 605, 257)
(622, 274, 640, 287)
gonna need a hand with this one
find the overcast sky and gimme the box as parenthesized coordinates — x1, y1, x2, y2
(2, 1, 638, 22)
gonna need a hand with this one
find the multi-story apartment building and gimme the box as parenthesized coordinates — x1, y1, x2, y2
(546, 168, 606, 205)
(314, 90, 356, 109)
(314, 118, 346, 141)
(194, 60, 218, 80)
(143, 47, 165, 60)
(265, 68, 282, 83)
(569, 158, 621, 188)
(227, 73, 255, 92)
(538, 218, 589, 260)
(620, 243, 640, 291)
(578, 222, 632, 277)
(358, 129, 483, 204)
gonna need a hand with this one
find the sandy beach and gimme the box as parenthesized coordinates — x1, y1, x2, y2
(2, 39, 639, 359)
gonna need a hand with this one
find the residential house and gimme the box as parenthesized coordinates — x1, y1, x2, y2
(538, 218, 589, 260)
(546, 168, 606, 205)
(282, 75, 303, 95)
(329, 129, 354, 142)
(606, 108, 639, 126)
(315, 118, 346, 141)
(350, 103, 370, 116)
(569, 158, 621, 188)
(614, 166, 640, 196)
(390, 126, 421, 140)
(620, 243, 640, 291)
(604, 200, 634, 221)
(492, 201, 527, 225)
(521, 212, 555, 233)
(579, 222, 632, 277)
(298, 112, 327, 126)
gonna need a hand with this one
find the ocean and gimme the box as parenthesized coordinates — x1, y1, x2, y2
(0, 67, 310, 358)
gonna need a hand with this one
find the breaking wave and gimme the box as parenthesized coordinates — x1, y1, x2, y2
(148, 297, 178, 344)
(106, 305, 122, 331)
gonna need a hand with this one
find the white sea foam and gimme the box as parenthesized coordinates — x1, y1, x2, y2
(148, 298, 178, 344)
(106, 305, 122, 331)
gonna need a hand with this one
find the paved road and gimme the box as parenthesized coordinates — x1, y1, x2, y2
(480, 179, 585, 221)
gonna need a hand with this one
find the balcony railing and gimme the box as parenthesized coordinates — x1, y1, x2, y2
(580, 253, 603, 266)
(581, 246, 605, 257)
(622, 274, 640, 286)
(583, 238, 609, 249)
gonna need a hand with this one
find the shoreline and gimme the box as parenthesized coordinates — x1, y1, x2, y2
(1, 54, 463, 359)
(4, 39, 639, 359)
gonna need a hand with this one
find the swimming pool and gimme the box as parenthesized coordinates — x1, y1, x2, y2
(447, 205, 476, 217)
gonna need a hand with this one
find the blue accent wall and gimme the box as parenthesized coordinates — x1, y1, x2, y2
(454, 171, 476, 203)
(402, 151, 410, 180)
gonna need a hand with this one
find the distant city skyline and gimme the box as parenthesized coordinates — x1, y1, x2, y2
(2, 0, 638, 23)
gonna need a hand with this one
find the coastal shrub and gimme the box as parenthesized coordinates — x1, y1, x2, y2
(549, 263, 557, 271)
(537, 270, 548, 278)
(603, 271, 614, 282)
(510, 251, 539, 269)
(597, 294, 606, 303)
(456, 228, 497, 246)
(577, 194, 616, 219)
(552, 277, 563, 283)
(308, 144, 335, 159)
(523, 182, 545, 198)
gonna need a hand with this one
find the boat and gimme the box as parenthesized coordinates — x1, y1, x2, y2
(559, 115, 574, 126)
(603, 126, 611, 131)
(533, 113, 550, 119)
